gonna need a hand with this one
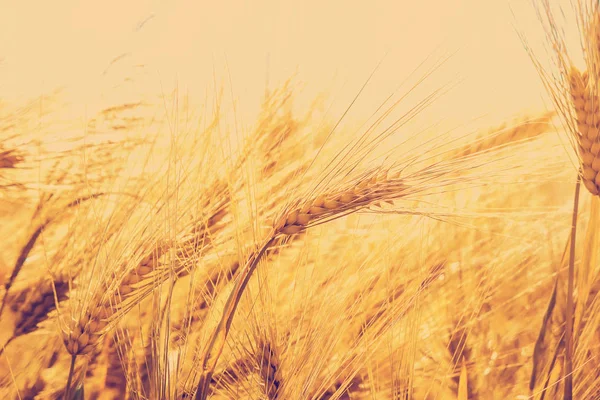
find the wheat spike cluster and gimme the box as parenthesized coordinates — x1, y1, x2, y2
(3, 1, 600, 400)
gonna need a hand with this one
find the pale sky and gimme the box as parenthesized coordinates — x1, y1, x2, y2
(0, 1, 560, 129)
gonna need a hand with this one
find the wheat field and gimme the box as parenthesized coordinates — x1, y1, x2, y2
(2, 1, 600, 399)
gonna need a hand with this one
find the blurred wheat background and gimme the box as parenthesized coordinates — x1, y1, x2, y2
(1, 1, 599, 399)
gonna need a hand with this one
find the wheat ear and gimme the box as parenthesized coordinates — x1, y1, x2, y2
(0, 276, 69, 353)
(62, 182, 228, 357)
(569, 68, 600, 195)
(61, 245, 166, 358)
(453, 112, 554, 158)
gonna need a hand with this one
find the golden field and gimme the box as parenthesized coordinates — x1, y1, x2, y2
(1, 1, 600, 399)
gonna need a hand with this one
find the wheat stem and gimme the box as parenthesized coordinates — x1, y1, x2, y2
(565, 172, 581, 400)
(64, 354, 77, 400)
(194, 237, 276, 400)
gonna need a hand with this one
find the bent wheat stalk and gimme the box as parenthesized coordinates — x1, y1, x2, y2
(565, 174, 581, 400)
(194, 237, 275, 399)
